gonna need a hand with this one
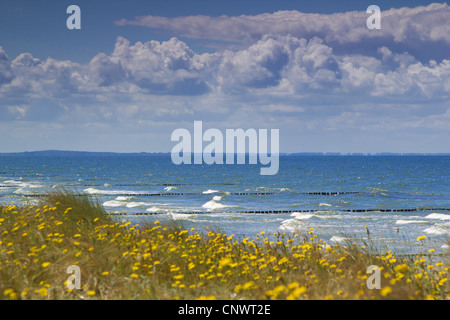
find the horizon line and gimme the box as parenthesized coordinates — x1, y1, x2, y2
(0, 150, 449, 156)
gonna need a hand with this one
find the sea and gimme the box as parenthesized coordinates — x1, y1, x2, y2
(0, 154, 449, 255)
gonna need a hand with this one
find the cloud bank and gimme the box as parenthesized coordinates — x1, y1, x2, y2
(115, 3, 450, 60)
(0, 3, 449, 152)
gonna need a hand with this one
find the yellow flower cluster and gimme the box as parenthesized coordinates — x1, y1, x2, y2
(0, 195, 449, 300)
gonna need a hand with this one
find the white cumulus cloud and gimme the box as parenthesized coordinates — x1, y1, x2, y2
(0, 3, 449, 152)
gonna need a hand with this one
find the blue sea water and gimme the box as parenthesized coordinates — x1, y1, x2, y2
(0, 155, 449, 255)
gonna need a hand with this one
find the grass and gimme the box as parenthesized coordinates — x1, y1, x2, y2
(0, 191, 448, 300)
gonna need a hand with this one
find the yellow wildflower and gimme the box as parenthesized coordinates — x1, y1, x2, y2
(38, 287, 48, 297)
(380, 286, 392, 297)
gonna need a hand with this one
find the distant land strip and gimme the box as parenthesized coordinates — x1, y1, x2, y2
(1, 150, 450, 157)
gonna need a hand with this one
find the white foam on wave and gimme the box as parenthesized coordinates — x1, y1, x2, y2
(424, 213, 450, 221)
(202, 200, 228, 210)
(256, 186, 293, 193)
(164, 186, 177, 191)
(315, 210, 339, 215)
(84, 187, 142, 195)
(203, 189, 219, 194)
(395, 219, 429, 225)
(3, 180, 23, 184)
(319, 203, 332, 207)
(290, 212, 315, 220)
(5, 180, 45, 189)
(14, 187, 46, 195)
(292, 210, 341, 220)
(168, 212, 196, 220)
(115, 196, 136, 201)
(279, 218, 306, 232)
(104, 197, 162, 209)
(423, 224, 449, 235)
(290, 210, 344, 221)
(103, 200, 126, 207)
(202, 195, 229, 210)
(125, 202, 154, 208)
(146, 206, 163, 213)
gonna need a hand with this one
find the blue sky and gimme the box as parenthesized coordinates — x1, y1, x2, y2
(0, 0, 449, 153)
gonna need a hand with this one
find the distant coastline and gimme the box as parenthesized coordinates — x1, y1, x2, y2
(0, 150, 449, 157)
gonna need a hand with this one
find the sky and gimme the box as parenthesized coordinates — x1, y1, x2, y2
(0, 0, 449, 153)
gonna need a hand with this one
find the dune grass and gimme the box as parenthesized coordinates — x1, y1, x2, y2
(0, 191, 448, 300)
